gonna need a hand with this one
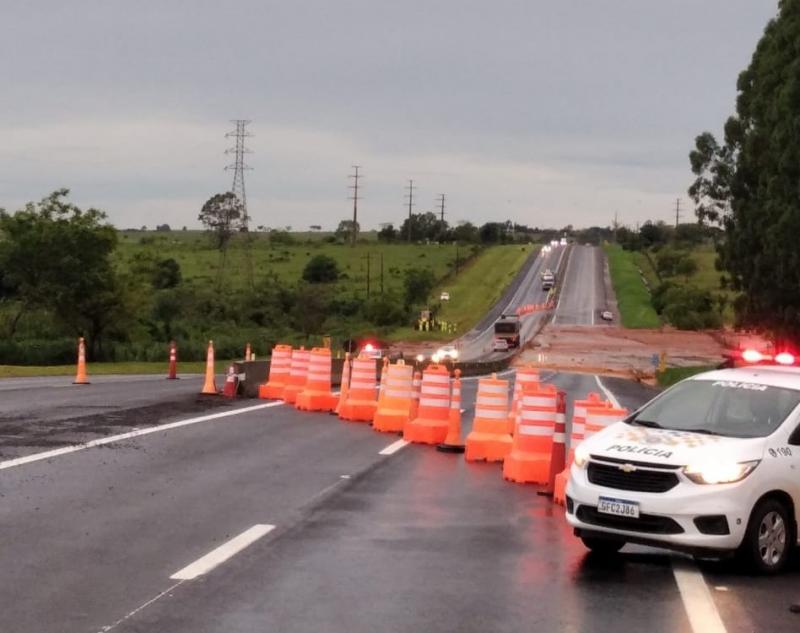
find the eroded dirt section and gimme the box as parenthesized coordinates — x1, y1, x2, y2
(518, 324, 725, 379)
(0, 396, 238, 462)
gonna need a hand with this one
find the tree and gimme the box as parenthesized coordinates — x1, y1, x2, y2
(153, 258, 182, 289)
(479, 222, 504, 243)
(377, 223, 397, 243)
(335, 219, 359, 242)
(687, 2, 800, 338)
(452, 221, 478, 243)
(0, 190, 126, 355)
(302, 255, 340, 283)
(675, 256, 698, 282)
(400, 212, 446, 242)
(156, 223, 171, 232)
(403, 268, 436, 306)
(639, 221, 668, 248)
(198, 192, 242, 251)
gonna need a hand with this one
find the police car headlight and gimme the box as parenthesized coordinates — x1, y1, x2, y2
(573, 446, 590, 469)
(683, 460, 760, 485)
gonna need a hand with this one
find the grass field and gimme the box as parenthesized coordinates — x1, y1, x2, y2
(604, 244, 661, 329)
(656, 365, 717, 387)
(117, 231, 464, 294)
(0, 360, 232, 378)
(388, 244, 535, 340)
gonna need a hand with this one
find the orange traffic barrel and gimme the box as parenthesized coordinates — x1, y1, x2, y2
(584, 404, 628, 441)
(507, 367, 539, 434)
(404, 364, 452, 445)
(503, 383, 558, 484)
(437, 370, 464, 453)
(296, 347, 338, 412)
(409, 370, 422, 420)
(73, 337, 90, 385)
(334, 353, 352, 415)
(282, 347, 310, 404)
(339, 353, 378, 422)
(465, 374, 511, 462)
(259, 344, 293, 400)
(553, 393, 607, 505)
(543, 390, 567, 494)
(373, 360, 415, 433)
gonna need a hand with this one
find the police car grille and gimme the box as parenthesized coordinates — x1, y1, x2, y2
(577, 506, 684, 535)
(588, 462, 679, 493)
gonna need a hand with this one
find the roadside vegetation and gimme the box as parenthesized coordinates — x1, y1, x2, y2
(656, 365, 718, 388)
(603, 244, 660, 329)
(0, 191, 543, 366)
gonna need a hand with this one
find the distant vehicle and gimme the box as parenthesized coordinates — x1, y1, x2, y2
(359, 342, 383, 359)
(493, 314, 521, 348)
(440, 291, 450, 301)
(432, 344, 459, 363)
(600, 310, 613, 322)
(542, 244, 552, 253)
(492, 337, 510, 352)
(560, 237, 567, 246)
(542, 269, 556, 291)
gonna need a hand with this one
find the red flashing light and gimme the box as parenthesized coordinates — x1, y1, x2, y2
(742, 349, 764, 363)
(775, 352, 796, 366)
(364, 343, 374, 352)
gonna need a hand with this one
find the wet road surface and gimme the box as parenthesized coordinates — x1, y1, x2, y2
(2, 372, 799, 633)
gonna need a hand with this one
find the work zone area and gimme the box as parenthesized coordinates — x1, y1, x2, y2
(3, 345, 800, 633)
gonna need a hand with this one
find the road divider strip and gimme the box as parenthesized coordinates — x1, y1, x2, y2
(672, 558, 728, 633)
(379, 439, 409, 455)
(170, 524, 276, 581)
(0, 401, 285, 471)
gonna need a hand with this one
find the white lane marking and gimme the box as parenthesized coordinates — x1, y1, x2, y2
(590, 247, 597, 325)
(460, 368, 516, 381)
(0, 401, 285, 471)
(170, 524, 276, 580)
(379, 439, 409, 455)
(97, 580, 186, 632)
(594, 375, 621, 408)
(672, 558, 728, 633)
(553, 245, 573, 324)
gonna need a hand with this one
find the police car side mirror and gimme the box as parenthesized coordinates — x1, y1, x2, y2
(788, 426, 800, 446)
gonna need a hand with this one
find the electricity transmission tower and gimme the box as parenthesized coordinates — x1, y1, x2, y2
(437, 193, 446, 222)
(405, 179, 415, 242)
(348, 165, 362, 246)
(675, 198, 681, 228)
(225, 120, 254, 287)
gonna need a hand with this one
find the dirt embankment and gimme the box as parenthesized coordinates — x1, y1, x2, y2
(517, 325, 725, 380)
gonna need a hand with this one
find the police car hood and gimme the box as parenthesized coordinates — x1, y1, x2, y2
(585, 422, 765, 467)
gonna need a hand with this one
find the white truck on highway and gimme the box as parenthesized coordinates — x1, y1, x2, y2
(541, 269, 555, 291)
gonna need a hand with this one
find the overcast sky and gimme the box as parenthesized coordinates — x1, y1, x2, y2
(0, 1, 779, 231)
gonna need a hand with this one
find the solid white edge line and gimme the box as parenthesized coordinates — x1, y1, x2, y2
(379, 439, 409, 455)
(672, 558, 728, 633)
(0, 401, 285, 471)
(594, 375, 621, 409)
(170, 524, 276, 581)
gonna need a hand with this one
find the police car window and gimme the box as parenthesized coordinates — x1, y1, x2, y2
(629, 380, 800, 438)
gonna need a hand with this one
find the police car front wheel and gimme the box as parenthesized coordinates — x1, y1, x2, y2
(738, 498, 794, 574)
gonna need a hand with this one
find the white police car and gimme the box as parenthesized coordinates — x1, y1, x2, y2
(566, 358, 800, 573)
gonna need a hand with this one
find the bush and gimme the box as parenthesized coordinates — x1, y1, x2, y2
(659, 285, 722, 330)
(302, 255, 340, 283)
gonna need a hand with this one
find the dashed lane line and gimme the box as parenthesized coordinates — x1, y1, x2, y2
(170, 524, 276, 580)
(595, 376, 728, 633)
(0, 401, 285, 471)
(379, 439, 409, 455)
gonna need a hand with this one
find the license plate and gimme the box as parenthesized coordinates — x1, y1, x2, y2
(597, 496, 640, 519)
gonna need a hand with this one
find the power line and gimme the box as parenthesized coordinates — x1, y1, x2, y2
(405, 179, 415, 242)
(348, 165, 362, 246)
(225, 119, 254, 288)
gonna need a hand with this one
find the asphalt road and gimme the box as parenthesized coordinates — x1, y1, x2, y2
(2, 371, 799, 633)
(553, 244, 607, 326)
(458, 244, 567, 361)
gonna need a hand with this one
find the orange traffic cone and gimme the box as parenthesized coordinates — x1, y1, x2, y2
(465, 374, 511, 462)
(554, 393, 607, 505)
(507, 367, 539, 434)
(334, 353, 351, 415)
(296, 347, 338, 412)
(222, 364, 238, 398)
(73, 337, 90, 385)
(283, 347, 311, 404)
(409, 370, 422, 420)
(259, 344, 293, 400)
(437, 370, 464, 453)
(503, 383, 558, 485)
(404, 364, 452, 445)
(245, 343, 252, 362)
(200, 340, 218, 395)
(166, 341, 178, 380)
(541, 390, 567, 496)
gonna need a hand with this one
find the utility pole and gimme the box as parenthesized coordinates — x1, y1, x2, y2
(437, 193, 446, 223)
(349, 165, 362, 246)
(675, 198, 681, 229)
(225, 119, 254, 288)
(364, 252, 371, 297)
(380, 252, 384, 294)
(405, 179, 415, 242)
(613, 211, 619, 242)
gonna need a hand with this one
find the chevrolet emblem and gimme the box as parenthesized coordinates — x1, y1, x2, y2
(619, 463, 637, 473)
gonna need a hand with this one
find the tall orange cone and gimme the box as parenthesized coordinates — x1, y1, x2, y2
(334, 353, 351, 415)
(541, 390, 567, 496)
(245, 343, 252, 362)
(200, 340, 218, 395)
(73, 337, 90, 385)
(166, 341, 178, 380)
(437, 370, 464, 453)
(409, 370, 422, 420)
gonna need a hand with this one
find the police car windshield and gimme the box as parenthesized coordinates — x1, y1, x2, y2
(627, 379, 800, 439)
